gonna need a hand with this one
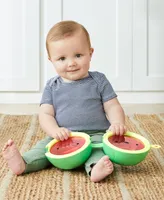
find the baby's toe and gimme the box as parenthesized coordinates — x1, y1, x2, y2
(105, 160, 113, 168)
(103, 156, 109, 161)
(2, 143, 8, 151)
(7, 139, 13, 146)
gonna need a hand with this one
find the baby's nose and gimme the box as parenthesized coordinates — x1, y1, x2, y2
(68, 59, 77, 67)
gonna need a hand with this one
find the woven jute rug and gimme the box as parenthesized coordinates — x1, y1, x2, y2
(0, 114, 164, 200)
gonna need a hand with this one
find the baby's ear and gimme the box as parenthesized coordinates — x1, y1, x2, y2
(48, 57, 53, 62)
(90, 48, 94, 57)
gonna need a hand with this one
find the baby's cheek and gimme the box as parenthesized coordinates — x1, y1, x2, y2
(81, 61, 90, 69)
(56, 64, 66, 72)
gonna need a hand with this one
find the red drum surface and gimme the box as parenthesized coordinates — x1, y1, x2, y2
(50, 137, 86, 155)
(108, 135, 145, 150)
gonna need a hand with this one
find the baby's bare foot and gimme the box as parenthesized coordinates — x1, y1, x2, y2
(90, 155, 114, 182)
(2, 139, 26, 175)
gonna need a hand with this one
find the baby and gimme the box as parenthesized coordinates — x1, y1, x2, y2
(2, 20, 126, 182)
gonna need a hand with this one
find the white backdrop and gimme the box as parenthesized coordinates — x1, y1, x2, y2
(0, 0, 164, 104)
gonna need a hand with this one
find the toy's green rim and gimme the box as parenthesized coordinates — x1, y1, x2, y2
(45, 132, 91, 159)
(103, 131, 151, 154)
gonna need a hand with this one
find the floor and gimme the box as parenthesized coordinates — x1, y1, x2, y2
(0, 104, 164, 115)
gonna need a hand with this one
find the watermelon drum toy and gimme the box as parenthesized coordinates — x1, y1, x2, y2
(103, 131, 160, 165)
(45, 131, 160, 169)
(45, 132, 92, 169)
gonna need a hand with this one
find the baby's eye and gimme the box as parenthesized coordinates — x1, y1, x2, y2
(59, 57, 65, 61)
(76, 54, 82, 58)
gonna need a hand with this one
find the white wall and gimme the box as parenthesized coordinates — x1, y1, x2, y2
(0, 0, 164, 104)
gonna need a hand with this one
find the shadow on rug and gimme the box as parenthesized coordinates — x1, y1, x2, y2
(0, 114, 164, 200)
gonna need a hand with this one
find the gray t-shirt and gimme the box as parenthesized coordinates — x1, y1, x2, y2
(40, 71, 117, 131)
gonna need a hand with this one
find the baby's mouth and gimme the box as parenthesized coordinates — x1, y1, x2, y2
(68, 69, 79, 72)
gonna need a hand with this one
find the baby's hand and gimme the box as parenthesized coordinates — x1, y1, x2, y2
(108, 123, 126, 136)
(53, 127, 71, 141)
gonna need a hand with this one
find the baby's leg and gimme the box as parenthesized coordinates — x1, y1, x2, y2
(2, 136, 52, 175)
(22, 136, 52, 173)
(2, 139, 26, 175)
(85, 149, 113, 182)
(84, 133, 114, 182)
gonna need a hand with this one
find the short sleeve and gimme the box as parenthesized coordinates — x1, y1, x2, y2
(99, 74, 117, 102)
(40, 80, 53, 105)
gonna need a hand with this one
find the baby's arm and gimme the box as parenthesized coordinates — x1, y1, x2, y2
(39, 104, 70, 141)
(103, 97, 126, 135)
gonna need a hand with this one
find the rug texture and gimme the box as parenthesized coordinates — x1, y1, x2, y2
(0, 114, 164, 200)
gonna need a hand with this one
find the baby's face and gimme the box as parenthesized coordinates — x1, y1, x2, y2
(48, 31, 93, 82)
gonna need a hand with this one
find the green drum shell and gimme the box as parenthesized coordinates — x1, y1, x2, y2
(46, 144, 92, 170)
(103, 143, 149, 165)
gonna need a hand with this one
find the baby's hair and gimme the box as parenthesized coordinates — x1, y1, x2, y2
(46, 20, 91, 58)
